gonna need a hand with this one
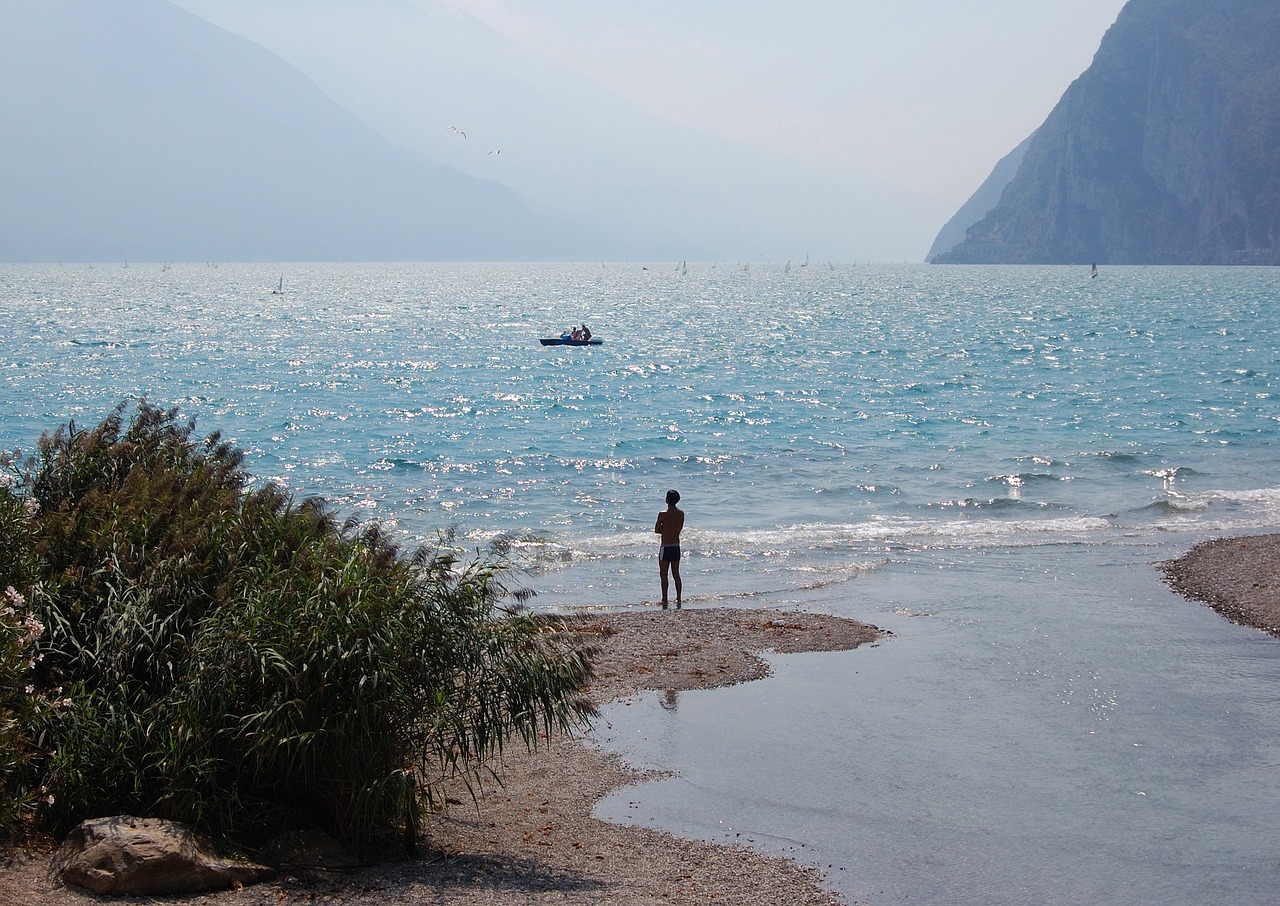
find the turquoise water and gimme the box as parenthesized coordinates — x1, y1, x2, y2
(4, 262, 1280, 902)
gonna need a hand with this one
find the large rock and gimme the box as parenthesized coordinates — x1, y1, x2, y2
(55, 816, 275, 896)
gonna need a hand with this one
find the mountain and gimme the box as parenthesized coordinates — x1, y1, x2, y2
(170, 0, 949, 263)
(926, 135, 1032, 263)
(0, 0, 564, 262)
(932, 0, 1280, 265)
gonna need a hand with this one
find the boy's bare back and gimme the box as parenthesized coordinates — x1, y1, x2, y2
(655, 506, 684, 543)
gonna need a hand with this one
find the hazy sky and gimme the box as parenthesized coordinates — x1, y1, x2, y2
(170, 0, 1130, 260)
(442, 0, 1129, 206)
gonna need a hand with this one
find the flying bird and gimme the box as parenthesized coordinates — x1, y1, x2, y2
(487, 149, 502, 155)
(449, 125, 466, 139)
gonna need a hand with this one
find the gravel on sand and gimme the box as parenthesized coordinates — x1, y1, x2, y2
(1161, 533, 1280, 636)
(1, 607, 884, 906)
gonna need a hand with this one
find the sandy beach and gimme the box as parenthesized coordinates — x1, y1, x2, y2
(1161, 533, 1280, 636)
(0, 608, 883, 906)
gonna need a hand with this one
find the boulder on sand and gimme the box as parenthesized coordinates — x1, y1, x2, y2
(55, 816, 275, 895)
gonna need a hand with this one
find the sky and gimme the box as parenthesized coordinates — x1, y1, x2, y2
(170, 0, 1130, 261)
(443, 0, 1129, 205)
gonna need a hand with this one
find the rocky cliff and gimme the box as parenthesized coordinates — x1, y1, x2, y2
(932, 0, 1280, 265)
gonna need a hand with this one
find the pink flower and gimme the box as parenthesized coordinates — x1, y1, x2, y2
(22, 614, 43, 642)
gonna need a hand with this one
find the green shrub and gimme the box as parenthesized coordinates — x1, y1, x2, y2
(3, 401, 596, 850)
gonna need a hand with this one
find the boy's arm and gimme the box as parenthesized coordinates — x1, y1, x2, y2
(654, 512, 664, 533)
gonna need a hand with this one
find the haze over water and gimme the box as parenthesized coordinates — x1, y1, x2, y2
(4, 262, 1280, 903)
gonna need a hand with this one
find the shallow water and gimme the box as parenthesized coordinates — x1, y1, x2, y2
(594, 542, 1280, 905)
(3, 262, 1280, 902)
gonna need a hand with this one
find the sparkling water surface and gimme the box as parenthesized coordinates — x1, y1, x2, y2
(4, 262, 1280, 903)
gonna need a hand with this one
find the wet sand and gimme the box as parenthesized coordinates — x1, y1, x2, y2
(1161, 533, 1280, 636)
(0, 608, 883, 906)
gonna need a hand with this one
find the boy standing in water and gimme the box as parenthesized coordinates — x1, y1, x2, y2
(654, 489, 685, 609)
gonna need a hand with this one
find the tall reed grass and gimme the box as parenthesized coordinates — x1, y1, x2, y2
(0, 402, 595, 851)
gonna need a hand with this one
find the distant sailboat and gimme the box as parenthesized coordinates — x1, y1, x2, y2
(1091, 263, 1099, 279)
(272, 274, 283, 294)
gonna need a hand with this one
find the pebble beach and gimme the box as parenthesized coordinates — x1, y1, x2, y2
(1161, 533, 1280, 637)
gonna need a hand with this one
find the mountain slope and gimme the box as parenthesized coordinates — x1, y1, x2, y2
(170, 0, 950, 262)
(0, 0, 550, 262)
(927, 134, 1032, 262)
(933, 0, 1280, 265)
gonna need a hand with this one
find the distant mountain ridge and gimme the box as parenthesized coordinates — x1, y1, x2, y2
(932, 0, 1280, 265)
(169, 0, 951, 263)
(0, 0, 558, 262)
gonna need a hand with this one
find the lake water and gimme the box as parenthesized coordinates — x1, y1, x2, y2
(3, 262, 1279, 903)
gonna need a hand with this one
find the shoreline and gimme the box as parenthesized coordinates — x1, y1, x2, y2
(1160, 532, 1280, 636)
(1, 607, 884, 906)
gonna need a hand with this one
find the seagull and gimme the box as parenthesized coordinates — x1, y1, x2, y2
(449, 125, 466, 139)
(487, 148, 502, 155)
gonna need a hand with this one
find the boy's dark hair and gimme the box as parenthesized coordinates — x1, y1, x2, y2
(665, 489, 680, 504)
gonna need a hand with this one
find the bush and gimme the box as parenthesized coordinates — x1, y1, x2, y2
(2, 402, 596, 851)
(0, 453, 53, 839)
(0, 585, 57, 838)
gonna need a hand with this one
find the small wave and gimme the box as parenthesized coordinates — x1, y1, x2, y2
(697, 523, 904, 553)
(985, 472, 1061, 488)
(932, 496, 1050, 512)
(1165, 486, 1280, 522)
(508, 531, 655, 568)
(734, 557, 891, 590)
(451, 529, 576, 572)
(68, 339, 127, 348)
(1089, 451, 1147, 464)
(543, 515, 1124, 566)
(792, 559, 887, 591)
(370, 456, 425, 472)
(1133, 498, 1208, 516)
(1012, 455, 1060, 468)
(1138, 487, 1280, 516)
(924, 515, 1114, 546)
(1120, 486, 1280, 534)
(1140, 466, 1200, 480)
(1202, 486, 1280, 505)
